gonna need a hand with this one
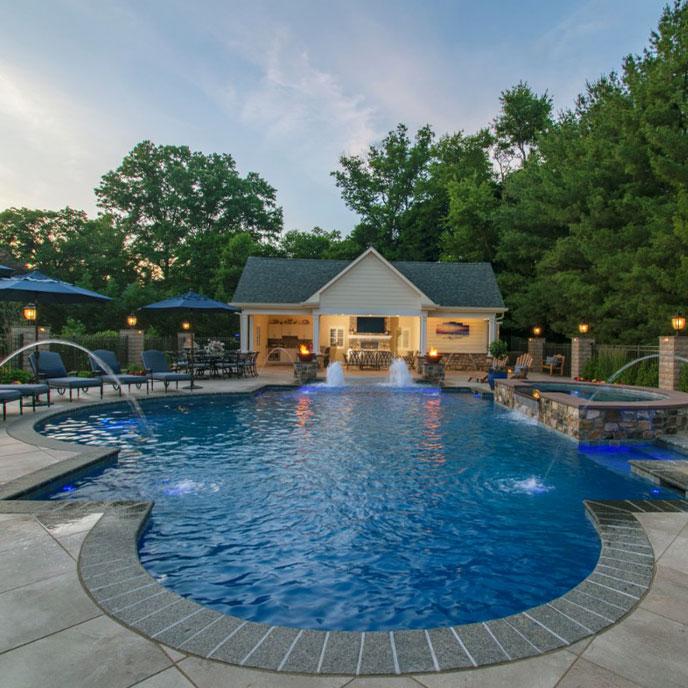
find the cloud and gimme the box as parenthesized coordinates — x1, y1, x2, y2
(241, 35, 378, 156)
(0, 61, 121, 213)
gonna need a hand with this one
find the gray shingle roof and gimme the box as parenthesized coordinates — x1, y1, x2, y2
(232, 255, 505, 309)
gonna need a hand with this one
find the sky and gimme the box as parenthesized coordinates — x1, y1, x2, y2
(0, 0, 669, 234)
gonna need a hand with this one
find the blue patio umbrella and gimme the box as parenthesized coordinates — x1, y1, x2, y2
(140, 290, 239, 314)
(140, 291, 240, 389)
(0, 265, 14, 277)
(0, 271, 113, 304)
(0, 271, 112, 379)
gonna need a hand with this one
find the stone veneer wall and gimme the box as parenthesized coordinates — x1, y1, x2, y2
(444, 353, 489, 371)
(494, 382, 688, 442)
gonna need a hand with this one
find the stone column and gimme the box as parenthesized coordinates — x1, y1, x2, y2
(312, 313, 320, 354)
(239, 313, 249, 352)
(571, 337, 595, 379)
(178, 332, 194, 353)
(659, 336, 688, 391)
(9, 325, 50, 372)
(528, 337, 545, 373)
(119, 329, 144, 367)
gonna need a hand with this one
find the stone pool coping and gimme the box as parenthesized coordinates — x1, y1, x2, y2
(496, 378, 688, 410)
(2, 388, 688, 676)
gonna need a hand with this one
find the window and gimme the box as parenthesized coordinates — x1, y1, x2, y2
(401, 328, 410, 349)
(329, 328, 344, 347)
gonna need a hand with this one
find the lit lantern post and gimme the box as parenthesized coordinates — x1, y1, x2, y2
(22, 303, 37, 324)
(126, 314, 138, 328)
(578, 322, 590, 335)
(672, 314, 686, 336)
(532, 325, 542, 337)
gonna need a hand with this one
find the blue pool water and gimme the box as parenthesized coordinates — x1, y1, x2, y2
(39, 387, 676, 631)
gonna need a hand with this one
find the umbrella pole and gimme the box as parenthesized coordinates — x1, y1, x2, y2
(34, 315, 40, 384)
(183, 331, 202, 390)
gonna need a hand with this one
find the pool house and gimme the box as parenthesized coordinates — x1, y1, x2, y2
(231, 247, 506, 368)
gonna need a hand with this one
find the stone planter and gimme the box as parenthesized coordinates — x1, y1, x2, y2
(294, 361, 318, 384)
(421, 360, 445, 385)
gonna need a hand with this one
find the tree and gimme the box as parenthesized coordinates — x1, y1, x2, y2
(332, 124, 435, 258)
(96, 141, 283, 289)
(441, 174, 500, 262)
(280, 227, 345, 259)
(212, 232, 275, 302)
(493, 81, 552, 163)
(0, 207, 136, 331)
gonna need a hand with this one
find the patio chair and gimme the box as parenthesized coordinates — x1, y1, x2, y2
(0, 383, 50, 411)
(141, 350, 192, 391)
(29, 351, 103, 401)
(0, 389, 22, 420)
(218, 351, 246, 378)
(88, 350, 149, 396)
(509, 353, 533, 380)
(402, 351, 415, 368)
(544, 354, 565, 376)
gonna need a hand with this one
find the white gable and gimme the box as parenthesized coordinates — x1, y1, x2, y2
(314, 251, 429, 313)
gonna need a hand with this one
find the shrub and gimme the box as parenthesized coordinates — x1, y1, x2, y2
(678, 363, 688, 392)
(0, 368, 33, 384)
(581, 352, 658, 386)
(59, 317, 87, 338)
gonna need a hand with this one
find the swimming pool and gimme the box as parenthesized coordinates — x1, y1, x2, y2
(39, 387, 676, 632)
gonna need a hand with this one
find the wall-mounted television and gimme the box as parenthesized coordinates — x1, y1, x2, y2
(356, 317, 386, 334)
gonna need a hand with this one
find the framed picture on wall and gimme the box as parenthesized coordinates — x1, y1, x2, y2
(435, 321, 470, 337)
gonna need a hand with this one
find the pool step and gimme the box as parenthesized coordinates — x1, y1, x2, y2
(630, 459, 688, 497)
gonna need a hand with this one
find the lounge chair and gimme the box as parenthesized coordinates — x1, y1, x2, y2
(141, 350, 192, 391)
(509, 353, 533, 380)
(0, 383, 50, 410)
(0, 389, 22, 420)
(544, 354, 565, 376)
(29, 351, 103, 401)
(89, 350, 149, 396)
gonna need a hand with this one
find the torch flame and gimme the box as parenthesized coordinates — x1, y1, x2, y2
(299, 344, 310, 355)
(429, 347, 439, 358)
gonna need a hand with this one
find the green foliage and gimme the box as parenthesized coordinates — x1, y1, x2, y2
(96, 141, 282, 290)
(59, 318, 87, 338)
(678, 363, 688, 392)
(0, 368, 32, 384)
(279, 227, 356, 259)
(488, 340, 509, 358)
(581, 352, 659, 387)
(493, 81, 553, 163)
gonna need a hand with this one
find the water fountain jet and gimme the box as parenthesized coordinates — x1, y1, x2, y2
(386, 358, 414, 387)
(325, 361, 346, 386)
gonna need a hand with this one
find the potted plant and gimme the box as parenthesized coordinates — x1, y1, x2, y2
(488, 340, 508, 366)
(487, 340, 509, 389)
